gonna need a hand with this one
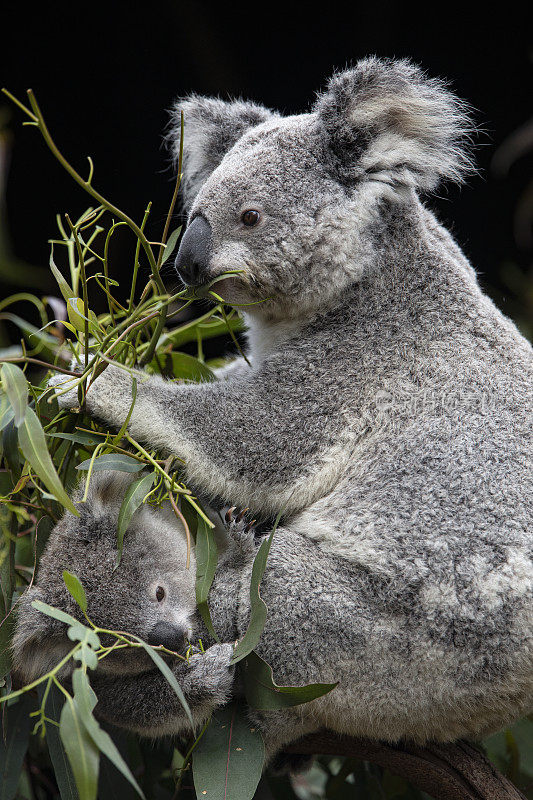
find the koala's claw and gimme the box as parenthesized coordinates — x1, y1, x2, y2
(224, 506, 258, 555)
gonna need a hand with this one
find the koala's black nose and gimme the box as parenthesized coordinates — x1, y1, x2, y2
(147, 621, 189, 652)
(174, 215, 212, 287)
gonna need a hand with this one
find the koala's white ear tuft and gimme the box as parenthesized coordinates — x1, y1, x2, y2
(166, 95, 278, 211)
(315, 57, 476, 192)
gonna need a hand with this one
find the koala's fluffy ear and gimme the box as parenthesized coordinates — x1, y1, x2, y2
(315, 57, 475, 192)
(167, 95, 278, 211)
(73, 470, 135, 518)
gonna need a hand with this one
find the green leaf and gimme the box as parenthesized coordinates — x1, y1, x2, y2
(192, 702, 264, 800)
(32, 599, 100, 664)
(48, 431, 105, 446)
(50, 247, 75, 302)
(63, 570, 88, 613)
(60, 690, 100, 800)
(0, 392, 15, 433)
(71, 670, 146, 800)
(230, 527, 275, 665)
(242, 651, 337, 710)
(169, 352, 215, 383)
(162, 226, 182, 260)
(67, 298, 89, 332)
(40, 682, 80, 800)
(0, 694, 34, 800)
(163, 314, 243, 349)
(195, 517, 219, 641)
(0, 362, 28, 427)
(0, 313, 58, 359)
(18, 406, 78, 514)
(116, 472, 156, 565)
(131, 636, 195, 732)
(2, 421, 21, 484)
(75, 454, 144, 473)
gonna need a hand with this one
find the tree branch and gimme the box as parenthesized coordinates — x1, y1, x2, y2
(284, 731, 527, 800)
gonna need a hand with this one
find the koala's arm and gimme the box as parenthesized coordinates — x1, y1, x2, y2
(91, 643, 234, 736)
(50, 355, 339, 516)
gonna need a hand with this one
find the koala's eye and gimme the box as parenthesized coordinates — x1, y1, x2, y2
(155, 586, 165, 602)
(241, 209, 260, 227)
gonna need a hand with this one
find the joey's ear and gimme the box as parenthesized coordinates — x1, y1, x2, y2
(167, 95, 278, 211)
(315, 57, 475, 192)
(73, 470, 135, 517)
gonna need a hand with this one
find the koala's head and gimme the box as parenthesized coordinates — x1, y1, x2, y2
(171, 57, 474, 319)
(13, 472, 196, 681)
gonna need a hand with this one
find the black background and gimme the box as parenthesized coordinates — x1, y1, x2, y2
(2, 2, 532, 314)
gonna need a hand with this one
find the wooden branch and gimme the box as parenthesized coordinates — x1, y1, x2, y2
(284, 731, 527, 800)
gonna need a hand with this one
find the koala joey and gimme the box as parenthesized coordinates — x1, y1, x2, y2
(12, 473, 235, 737)
(47, 57, 532, 743)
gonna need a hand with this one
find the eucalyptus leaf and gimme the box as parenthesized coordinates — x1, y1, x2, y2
(231, 527, 275, 665)
(2, 420, 21, 484)
(40, 682, 80, 800)
(32, 598, 84, 629)
(169, 352, 214, 383)
(0, 362, 28, 427)
(131, 636, 194, 732)
(116, 472, 156, 564)
(195, 516, 219, 641)
(0, 393, 15, 433)
(162, 225, 182, 260)
(0, 694, 33, 800)
(67, 298, 100, 333)
(76, 454, 144, 473)
(192, 702, 264, 800)
(71, 670, 146, 799)
(48, 431, 105, 446)
(242, 650, 337, 710)
(163, 314, 243, 349)
(50, 247, 75, 301)
(0, 312, 58, 359)
(60, 691, 100, 800)
(63, 570, 88, 613)
(68, 625, 101, 653)
(18, 406, 78, 514)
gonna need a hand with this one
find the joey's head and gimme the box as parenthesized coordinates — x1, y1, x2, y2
(171, 58, 474, 320)
(13, 472, 196, 682)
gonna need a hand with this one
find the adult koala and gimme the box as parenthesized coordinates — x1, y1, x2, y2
(49, 58, 532, 741)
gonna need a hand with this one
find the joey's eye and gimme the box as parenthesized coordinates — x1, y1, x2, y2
(155, 586, 165, 602)
(241, 209, 260, 227)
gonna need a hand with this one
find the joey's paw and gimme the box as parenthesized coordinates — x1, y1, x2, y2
(224, 506, 259, 555)
(189, 643, 235, 697)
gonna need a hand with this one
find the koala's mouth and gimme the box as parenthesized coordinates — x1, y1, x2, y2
(185, 274, 249, 305)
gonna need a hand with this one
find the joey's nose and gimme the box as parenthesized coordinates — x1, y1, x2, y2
(174, 215, 212, 287)
(147, 621, 189, 652)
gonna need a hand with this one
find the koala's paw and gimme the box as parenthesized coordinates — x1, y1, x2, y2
(48, 372, 82, 410)
(224, 506, 258, 555)
(188, 643, 235, 700)
(47, 353, 84, 410)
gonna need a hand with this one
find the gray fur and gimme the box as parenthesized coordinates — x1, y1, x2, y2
(12, 491, 532, 759)
(46, 58, 532, 745)
(13, 473, 235, 735)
